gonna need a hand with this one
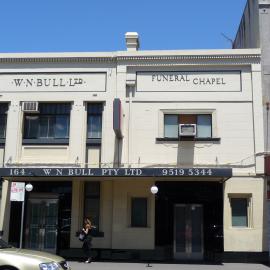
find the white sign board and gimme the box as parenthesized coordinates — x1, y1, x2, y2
(136, 71, 241, 92)
(10, 182, 25, 202)
(0, 72, 107, 92)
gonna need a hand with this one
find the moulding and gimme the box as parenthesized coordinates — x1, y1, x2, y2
(0, 52, 261, 65)
(0, 57, 115, 64)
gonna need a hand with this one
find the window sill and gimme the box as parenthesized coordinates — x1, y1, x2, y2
(229, 226, 252, 230)
(156, 137, 221, 142)
(22, 138, 69, 145)
(86, 138, 101, 145)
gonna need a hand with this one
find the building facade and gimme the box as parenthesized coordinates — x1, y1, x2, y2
(233, 0, 270, 151)
(0, 33, 267, 262)
(233, 0, 270, 257)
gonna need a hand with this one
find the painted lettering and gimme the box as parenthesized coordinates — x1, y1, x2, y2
(74, 169, 82, 176)
(26, 79, 33, 87)
(56, 169, 63, 176)
(43, 169, 52, 176)
(53, 79, 58, 87)
(13, 79, 23, 87)
(60, 78, 65, 87)
(36, 79, 43, 87)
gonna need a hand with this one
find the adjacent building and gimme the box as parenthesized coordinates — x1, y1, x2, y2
(233, 0, 270, 257)
(0, 33, 267, 262)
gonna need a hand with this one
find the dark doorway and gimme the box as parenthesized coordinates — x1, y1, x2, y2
(155, 181, 223, 261)
(8, 181, 72, 254)
(25, 194, 59, 253)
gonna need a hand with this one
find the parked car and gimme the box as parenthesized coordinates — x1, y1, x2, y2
(0, 238, 70, 270)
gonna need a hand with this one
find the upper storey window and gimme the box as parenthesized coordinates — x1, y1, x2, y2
(164, 114, 212, 138)
(24, 103, 71, 140)
(0, 104, 8, 139)
(87, 103, 103, 139)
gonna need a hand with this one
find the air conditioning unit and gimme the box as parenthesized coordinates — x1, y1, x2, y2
(22, 102, 39, 113)
(179, 124, 196, 137)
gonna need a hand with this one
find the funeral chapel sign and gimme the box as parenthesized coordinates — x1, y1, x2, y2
(136, 71, 241, 92)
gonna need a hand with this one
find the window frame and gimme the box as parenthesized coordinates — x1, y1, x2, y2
(0, 103, 8, 141)
(86, 103, 103, 145)
(23, 103, 71, 144)
(229, 195, 252, 228)
(157, 109, 218, 142)
(130, 197, 148, 228)
(84, 181, 101, 229)
(163, 113, 212, 139)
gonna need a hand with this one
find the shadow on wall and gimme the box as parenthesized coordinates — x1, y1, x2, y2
(177, 141, 195, 166)
(113, 137, 123, 167)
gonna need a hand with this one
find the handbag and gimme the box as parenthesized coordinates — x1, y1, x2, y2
(78, 231, 86, 241)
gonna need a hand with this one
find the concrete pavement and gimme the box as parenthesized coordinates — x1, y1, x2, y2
(68, 261, 270, 270)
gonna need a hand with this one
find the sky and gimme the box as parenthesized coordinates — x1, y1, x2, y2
(0, 0, 247, 53)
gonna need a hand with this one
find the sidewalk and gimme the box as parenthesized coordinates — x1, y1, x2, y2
(68, 261, 270, 270)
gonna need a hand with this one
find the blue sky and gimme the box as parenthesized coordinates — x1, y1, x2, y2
(0, 0, 247, 52)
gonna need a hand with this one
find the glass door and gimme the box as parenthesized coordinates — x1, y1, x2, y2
(174, 204, 203, 260)
(25, 194, 59, 253)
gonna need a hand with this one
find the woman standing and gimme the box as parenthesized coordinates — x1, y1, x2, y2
(82, 218, 93, 263)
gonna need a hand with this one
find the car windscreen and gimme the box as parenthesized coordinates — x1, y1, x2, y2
(0, 239, 12, 249)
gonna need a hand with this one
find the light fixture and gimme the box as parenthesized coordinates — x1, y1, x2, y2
(150, 185, 158, 195)
(25, 183, 33, 192)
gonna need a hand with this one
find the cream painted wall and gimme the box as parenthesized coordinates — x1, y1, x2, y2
(20, 146, 69, 163)
(93, 181, 113, 248)
(111, 180, 155, 249)
(0, 61, 117, 168)
(0, 180, 11, 241)
(0, 49, 264, 253)
(126, 102, 255, 174)
(0, 148, 4, 167)
(224, 177, 266, 251)
(86, 146, 100, 168)
(70, 181, 84, 248)
(0, 50, 262, 173)
(71, 179, 155, 250)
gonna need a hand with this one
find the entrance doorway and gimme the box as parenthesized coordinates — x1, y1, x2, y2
(155, 181, 223, 261)
(174, 204, 203, 260)
(8, 181, 72, 252)
(25, 194, 59, 253)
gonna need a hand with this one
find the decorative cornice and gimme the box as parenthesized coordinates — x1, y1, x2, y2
(0, 57, 115, 64)
(0, 53, 261, 64)
(117, 54, 261, 61)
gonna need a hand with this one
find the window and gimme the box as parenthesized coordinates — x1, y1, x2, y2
(131, 198, 148, 227)
(24, 103, 70, 139)
(0, 104, 8, 139)
(84, 182, 100, 228)
(231, 198, 248, 227)
(164, 115, 178, 138)
(164, 114, 212, 138)
(87, 104, 103, 139)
